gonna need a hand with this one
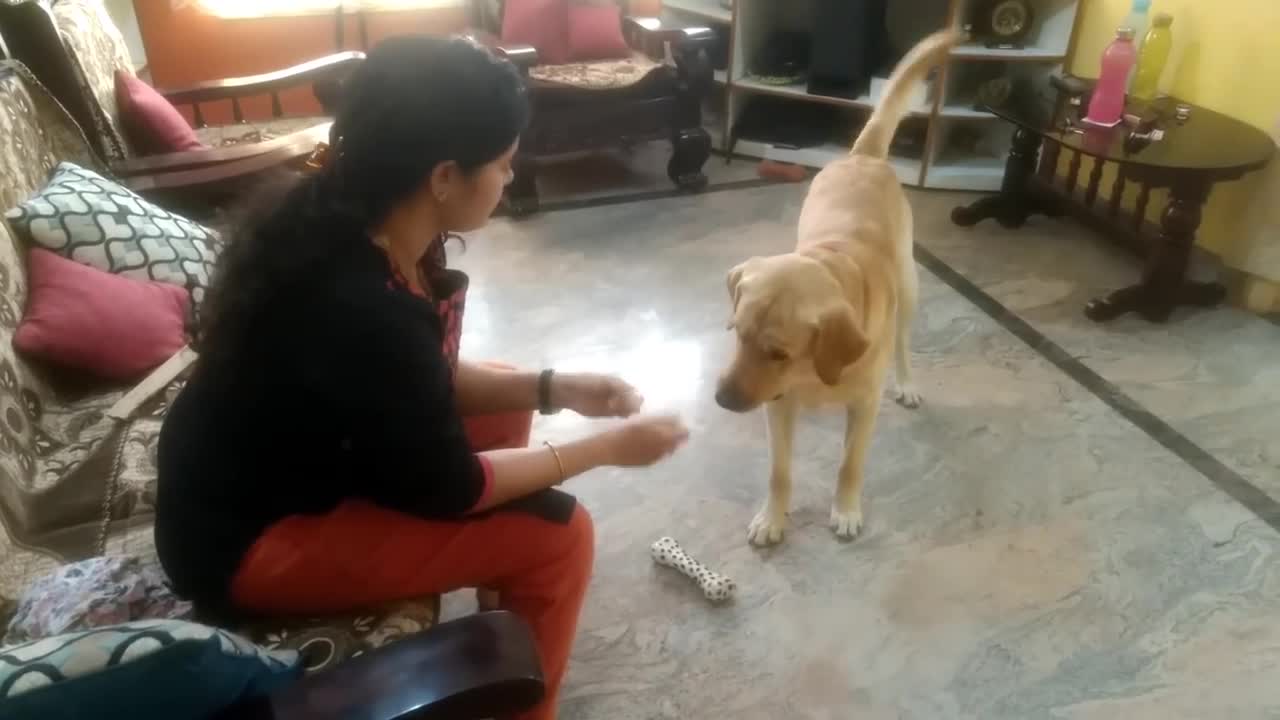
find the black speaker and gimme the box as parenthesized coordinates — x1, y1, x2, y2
(807, 0, 890, 99)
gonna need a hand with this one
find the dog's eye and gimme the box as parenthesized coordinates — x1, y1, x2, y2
(767, 349, 790, 363)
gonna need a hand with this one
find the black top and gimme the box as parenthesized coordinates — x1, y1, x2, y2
(989, 87, 1275, 175)
(154, 238, 490, 617)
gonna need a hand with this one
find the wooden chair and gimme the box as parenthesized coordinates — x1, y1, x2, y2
(469, 0, 715, 214)
(0, 0, 359, 209)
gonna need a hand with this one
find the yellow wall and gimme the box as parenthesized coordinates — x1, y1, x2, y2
(1068, 0, 1280, 268)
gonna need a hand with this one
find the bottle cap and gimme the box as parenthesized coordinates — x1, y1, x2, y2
(1116, 27, 1136, 40)
(1152, 12, 1174, 27)
(1132, 0, 1151, 11)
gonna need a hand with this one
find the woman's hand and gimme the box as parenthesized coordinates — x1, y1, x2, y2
(603, 414, 690, 467)
(551, 372, 644, 418)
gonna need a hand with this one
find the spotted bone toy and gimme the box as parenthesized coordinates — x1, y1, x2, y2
(650, 537, 736, 603)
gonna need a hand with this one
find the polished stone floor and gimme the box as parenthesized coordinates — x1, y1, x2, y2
(447, 173, 1280, 718)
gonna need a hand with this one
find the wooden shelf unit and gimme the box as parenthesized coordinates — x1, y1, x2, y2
(664, 0, 1082, 191)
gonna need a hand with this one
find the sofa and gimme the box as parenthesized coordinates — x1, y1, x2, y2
(0, 52, 441, 657)
(0, 59, 548, 718)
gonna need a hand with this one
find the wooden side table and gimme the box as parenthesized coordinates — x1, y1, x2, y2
(952, 82, 1276, 323)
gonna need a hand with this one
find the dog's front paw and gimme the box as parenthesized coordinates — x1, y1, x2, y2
(830, 505, 863, 541)
(748, 506, 788, 546)
(893, 384, 922, 409)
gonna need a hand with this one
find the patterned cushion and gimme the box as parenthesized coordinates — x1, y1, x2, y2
(240, 598, 440, 674)
(3, 556, 191, 645)
(529, 52, 664, 90)
(2, 554, 440, 677)
(0, 619, 300, 718)
(193, 116, 325, 148)
(4, 163, 219, 307)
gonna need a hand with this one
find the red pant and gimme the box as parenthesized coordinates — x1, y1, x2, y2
(231, 410, 592, 720)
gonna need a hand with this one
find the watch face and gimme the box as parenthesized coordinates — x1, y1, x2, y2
(991, 0, 1029, 37)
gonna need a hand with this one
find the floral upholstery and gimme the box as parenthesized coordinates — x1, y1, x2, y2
(193, 116, 325, 148)
(529, 52, 664, 90)
(50, 0, 327, 160)
(0, 60, 130, 607)
(49, 0, 135, 160)
(0, 59, 440, 660)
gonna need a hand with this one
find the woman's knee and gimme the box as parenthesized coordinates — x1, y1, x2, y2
(566, 503, 595, 570)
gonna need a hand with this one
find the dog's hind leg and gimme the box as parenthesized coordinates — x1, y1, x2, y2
(748, 396, 796, 546)
(893, 212, 923, 409)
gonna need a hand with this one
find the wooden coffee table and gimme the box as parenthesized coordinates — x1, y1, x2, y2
(952, 83, 1275, 323)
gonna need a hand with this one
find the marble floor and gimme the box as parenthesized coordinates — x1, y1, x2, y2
(448, 169, 1280, 718)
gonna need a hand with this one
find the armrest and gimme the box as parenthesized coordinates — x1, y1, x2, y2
(466, 30, 539, 71)
(223, 612, 545, 720)
(624, 18, 715, 96)
(623, 17, 716, 55)
(158, 52, 365, 107)
(112, 123, 332, 176)
(122, 125, 330, 201)
(107, 346, 197, 421)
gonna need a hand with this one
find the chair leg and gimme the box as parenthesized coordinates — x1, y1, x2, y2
(507, 151, 539, 217)
(668, 127, 710, 191)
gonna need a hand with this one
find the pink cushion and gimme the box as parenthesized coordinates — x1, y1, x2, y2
(114, 70, 205, 155)
(501, 0, 570, 66)
(14, 249, 189, 381)
(567, 3, 631, 61)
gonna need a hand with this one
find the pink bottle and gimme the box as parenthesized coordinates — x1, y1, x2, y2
(1085, 27, 1137, 127)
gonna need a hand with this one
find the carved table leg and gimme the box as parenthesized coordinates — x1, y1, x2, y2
(506, 150, 540, 217)
(1084, 179, 1224, 323)
(952, 127, 1058, 228)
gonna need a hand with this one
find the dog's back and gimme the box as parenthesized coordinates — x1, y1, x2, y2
(796, 30, 962, 258)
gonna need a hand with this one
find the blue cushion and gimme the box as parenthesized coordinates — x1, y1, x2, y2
(0, 619, 301, 720)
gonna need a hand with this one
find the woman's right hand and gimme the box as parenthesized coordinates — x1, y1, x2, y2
(603, 414, 690, 467)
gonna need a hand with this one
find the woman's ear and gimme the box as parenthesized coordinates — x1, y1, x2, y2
(428, 160, 461, 203)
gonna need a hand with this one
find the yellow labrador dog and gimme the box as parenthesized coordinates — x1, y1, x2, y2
(715, 30, 961, 546)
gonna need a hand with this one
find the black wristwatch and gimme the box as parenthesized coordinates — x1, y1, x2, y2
(538, 368, 559, 415)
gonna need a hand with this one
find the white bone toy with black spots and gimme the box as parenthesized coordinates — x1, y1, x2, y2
(650, 536, 736, 602)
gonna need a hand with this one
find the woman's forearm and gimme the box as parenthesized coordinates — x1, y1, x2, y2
(472, 434, 613, 511)
(454, 361, 538, 415)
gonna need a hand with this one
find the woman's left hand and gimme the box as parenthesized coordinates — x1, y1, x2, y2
(551, 373, 644, 418)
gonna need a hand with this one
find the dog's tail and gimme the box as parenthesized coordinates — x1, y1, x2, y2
(851, 29, 963, 159)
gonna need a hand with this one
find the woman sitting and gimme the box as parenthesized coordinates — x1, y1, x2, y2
(155, 36, 688, 720)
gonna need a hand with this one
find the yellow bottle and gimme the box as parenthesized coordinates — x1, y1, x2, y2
(1131, 12, 1173, 101)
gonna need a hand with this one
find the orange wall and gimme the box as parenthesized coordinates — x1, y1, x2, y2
(134, 3, 470, 123)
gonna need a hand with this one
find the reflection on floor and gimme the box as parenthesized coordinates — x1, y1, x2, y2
(446, 167, 1280, 718)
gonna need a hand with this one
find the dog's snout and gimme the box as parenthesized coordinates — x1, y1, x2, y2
(715, 383, 750, 413)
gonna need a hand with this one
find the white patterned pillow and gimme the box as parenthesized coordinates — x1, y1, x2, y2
(4, 162, 218, 306)
(0, 619, 299, 717)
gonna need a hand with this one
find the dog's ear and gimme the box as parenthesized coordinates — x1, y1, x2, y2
(726, 262, 748, 304)
(725, 261, 749, 329)
(812, 304, 868, 386)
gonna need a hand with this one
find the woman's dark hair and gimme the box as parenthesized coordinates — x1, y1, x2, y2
(195, 35, 528, 369)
